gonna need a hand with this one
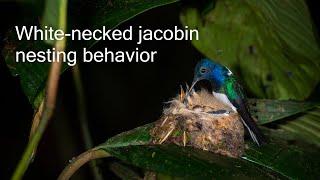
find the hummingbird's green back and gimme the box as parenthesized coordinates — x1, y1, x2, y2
(220, 76, 245, 102)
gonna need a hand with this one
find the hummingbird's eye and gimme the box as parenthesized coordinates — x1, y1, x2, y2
(200, 67, 207, 74)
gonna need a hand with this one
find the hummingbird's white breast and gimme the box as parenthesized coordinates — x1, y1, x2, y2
(212, 91, 237, 112)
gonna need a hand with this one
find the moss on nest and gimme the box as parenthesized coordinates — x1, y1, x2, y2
(151, 89, 244, 158)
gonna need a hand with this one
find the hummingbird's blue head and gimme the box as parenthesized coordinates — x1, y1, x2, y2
(191, 58, 231, 90)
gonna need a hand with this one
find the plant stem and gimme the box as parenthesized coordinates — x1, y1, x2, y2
(72, 65, 93, 149)
(12, 60, 63, 180)
(29, 100, 44, 139)
(72, 64, 103, 180)
(29, 99, 44, 159)
(58, 148, 110, 180)
(11, 1, 68, 179)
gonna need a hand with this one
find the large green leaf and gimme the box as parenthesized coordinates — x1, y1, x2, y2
(3, 0, 178, 108)
(105, 145, 284, 179)
(280, 107, 320, 147)
(3, 38, 51, 108)
(248, 99, 319, 124)
(3, 0, 67, 108)
(83, 0, 178, 48)
(180, 0, 320, 100)
(250, 99, 320, 147)
(243, 132, 320, 179)
(96, 122, 320, 179)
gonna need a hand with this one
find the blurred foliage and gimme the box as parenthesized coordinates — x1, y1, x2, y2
(249, 99, 320, 147)
(280, 107, 320, 146)
(84, 0, 179, 47)
(180, 0, 320, 100)
(248, 99, 319, 124)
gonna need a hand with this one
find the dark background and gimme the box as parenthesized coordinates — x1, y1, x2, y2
(0, 1, 319, 179)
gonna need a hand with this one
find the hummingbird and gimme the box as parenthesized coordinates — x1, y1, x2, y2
(188, 58, 266, 146)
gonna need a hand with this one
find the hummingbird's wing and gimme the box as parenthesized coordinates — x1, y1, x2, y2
(228, 80, 266, 146)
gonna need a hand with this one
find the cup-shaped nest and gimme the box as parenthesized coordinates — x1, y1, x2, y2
(150, 88, 244, 158)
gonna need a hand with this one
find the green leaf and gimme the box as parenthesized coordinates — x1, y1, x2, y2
(3, 0, 67, 108)
(243, 131, 320, 179)
(250, 99, 320, 146)
(103, 123, 153, 148)
(180, 0, 320, 100)
(83, 0, 179, 48)
(97, 122, 320, 179)
(3, 0, 178, 108)
(248, 99, 319, 124)
(104, 145, 284, 179)
(280, 107, 320, 147)
(3, 32, 53, 108)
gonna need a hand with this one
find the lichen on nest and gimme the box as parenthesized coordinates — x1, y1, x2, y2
(150, 88, 244, 158)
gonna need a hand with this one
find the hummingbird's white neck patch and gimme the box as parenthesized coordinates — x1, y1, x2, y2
(226, 67, 233, 76)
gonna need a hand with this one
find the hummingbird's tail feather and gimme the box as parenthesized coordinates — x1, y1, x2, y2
(240, 117, 265, 146)
(235, 99, 266, 146)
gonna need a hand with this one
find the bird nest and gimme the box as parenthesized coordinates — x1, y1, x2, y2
(150, 88, 245, 158)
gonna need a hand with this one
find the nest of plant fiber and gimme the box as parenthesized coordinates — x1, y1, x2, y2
(150, 89, 245, 158)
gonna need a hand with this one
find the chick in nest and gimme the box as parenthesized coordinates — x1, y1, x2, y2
(150, 88, 244, 158)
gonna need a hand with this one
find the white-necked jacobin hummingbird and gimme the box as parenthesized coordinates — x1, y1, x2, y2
(188, 58, 266, 146)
